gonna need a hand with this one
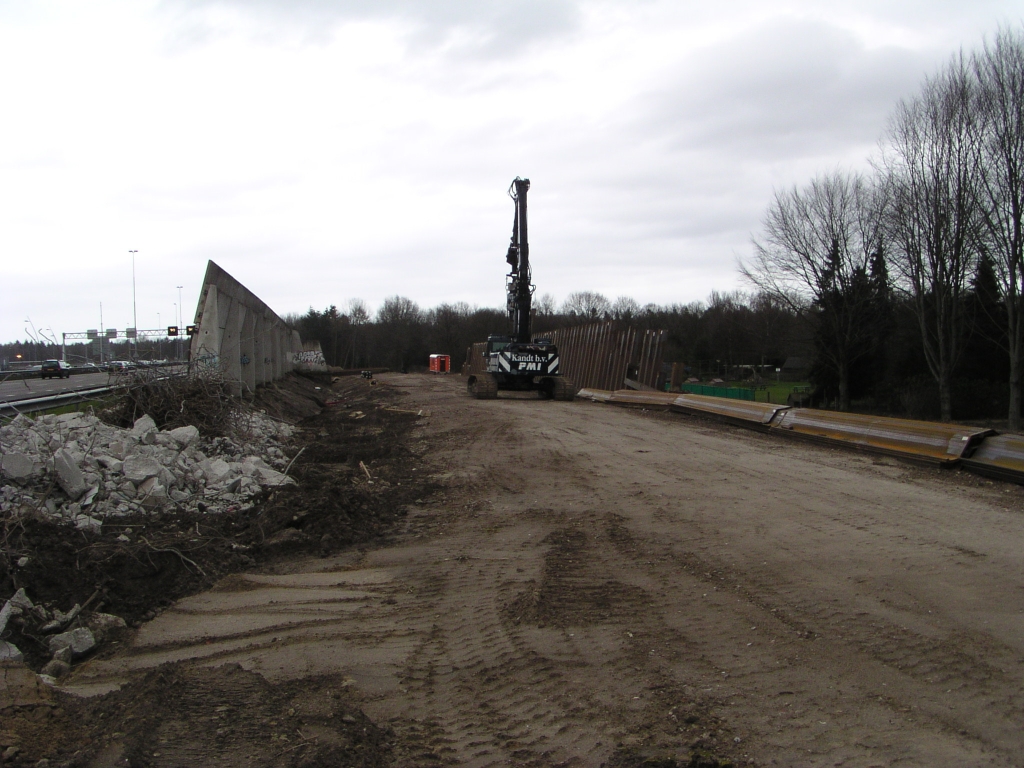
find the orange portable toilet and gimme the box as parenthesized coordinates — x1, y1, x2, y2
(429, 354, 450, 373)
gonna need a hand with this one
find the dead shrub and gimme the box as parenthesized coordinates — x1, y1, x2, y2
(101, 368, 234, 436)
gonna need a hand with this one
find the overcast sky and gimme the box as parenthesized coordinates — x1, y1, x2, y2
(1, 1, 1020, 345)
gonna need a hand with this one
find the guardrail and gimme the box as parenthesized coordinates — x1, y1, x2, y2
(1, 362, 180, 383)
(579, 388, 1021, 482)
(0, 386, 115, 416)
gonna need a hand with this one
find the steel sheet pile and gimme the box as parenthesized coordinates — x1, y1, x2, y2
(577, 388, 1024, 482)
(540, 321, 666, 391)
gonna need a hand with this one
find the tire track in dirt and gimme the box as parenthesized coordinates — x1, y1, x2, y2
(63, 374, 1024, 766)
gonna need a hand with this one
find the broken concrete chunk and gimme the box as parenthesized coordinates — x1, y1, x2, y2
(75, 515, 102, 532)
(123, 456, 163, 484)
(131, 414, 157, 438)
(0, 641, 24, 662)
(0, 598, 12, 634)
(87, 612, 127, 642)
(46, 627, 96, 657)
(158, 467, 176, 489)
(8, 588, 33, 611)
(254, 466, 292, 486)
(54, 450, 88, 500)
(96, 455, 124, 473)
(1, 452, 34, 481)
(81, 485, 99, 507)
(167, 424, 200, 447)
(9, 413, 33, 429)
(138, 478, 168, 509)
(200, 457, 233, 485)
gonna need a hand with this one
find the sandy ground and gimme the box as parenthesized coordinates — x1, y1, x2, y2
(65, 373, 1024, 767)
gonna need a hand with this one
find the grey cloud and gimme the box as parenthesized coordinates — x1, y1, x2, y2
(637, 18, 931, 159)
(163, 0, 583, 56)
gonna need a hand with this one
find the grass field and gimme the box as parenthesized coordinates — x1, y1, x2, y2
(32, 398, 109, 417)
(677, 381, 811, 404)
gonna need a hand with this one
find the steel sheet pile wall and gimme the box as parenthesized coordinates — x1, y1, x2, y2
(541, 321, 666, 391)
(190, 260, 304, 396)
(463, 342, 489, 376)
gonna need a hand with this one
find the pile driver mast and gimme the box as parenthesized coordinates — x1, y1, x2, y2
(464, 177, 575, 401)
(506, 177, 534, 344)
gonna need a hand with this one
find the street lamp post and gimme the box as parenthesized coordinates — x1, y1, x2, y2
(177, 285, 184, 361)
(129, 250, 138, 360)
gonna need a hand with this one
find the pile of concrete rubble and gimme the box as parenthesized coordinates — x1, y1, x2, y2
(0, 587, 126, 679)
(0, 409, 297, 530)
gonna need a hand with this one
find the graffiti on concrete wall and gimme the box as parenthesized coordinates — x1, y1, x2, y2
(293, 340, 328, 371)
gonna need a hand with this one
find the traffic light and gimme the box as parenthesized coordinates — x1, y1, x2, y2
(167, 326, 179, 337)
(186, 325, 198, 336)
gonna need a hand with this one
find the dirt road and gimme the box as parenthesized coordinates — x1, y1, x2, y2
(65, 373, 1024, 766)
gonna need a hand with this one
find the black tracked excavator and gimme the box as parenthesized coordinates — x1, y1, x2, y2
(466, 178, 575, 400)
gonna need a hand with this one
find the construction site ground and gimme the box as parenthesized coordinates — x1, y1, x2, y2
(5, 372, 1024, 767)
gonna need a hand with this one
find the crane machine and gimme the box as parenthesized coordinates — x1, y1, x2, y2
(466, 178, 575, 400)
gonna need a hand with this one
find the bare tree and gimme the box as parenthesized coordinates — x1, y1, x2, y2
(429, 302, 473, 355)
(376, 296, 422, 325)
(376, 296, 423, 371)
(974, 27, 1024, 429)
(561, 291, 611, 319)
(534, 293, 557, 316)
(611, 296, 641, 320)
(881, 53, 984, 421)
(347, 299, 370, 326)
(742, 170, 887, 410)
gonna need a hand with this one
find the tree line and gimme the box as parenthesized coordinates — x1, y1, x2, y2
(285, 291, 808, 378)
(744, 26, 1024, 426)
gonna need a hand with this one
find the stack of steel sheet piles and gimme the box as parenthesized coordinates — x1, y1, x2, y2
(669, 394, 790, 431)
(770, 409, 993, 466)
(607, 390, 680, 409)
(960, 434, 1024, 482)
(575, 388, 614, 403)
(578, 388, 1024, 481)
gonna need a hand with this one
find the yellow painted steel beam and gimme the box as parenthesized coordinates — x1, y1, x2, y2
(770, 408, 993, 465)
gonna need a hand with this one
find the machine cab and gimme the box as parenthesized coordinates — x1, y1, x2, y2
(485, 335, 511, 356)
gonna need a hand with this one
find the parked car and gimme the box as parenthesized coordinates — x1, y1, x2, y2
(40, 360, 71, 379)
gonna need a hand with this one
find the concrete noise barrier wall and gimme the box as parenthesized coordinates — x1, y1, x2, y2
(189, 260, 304, 396)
